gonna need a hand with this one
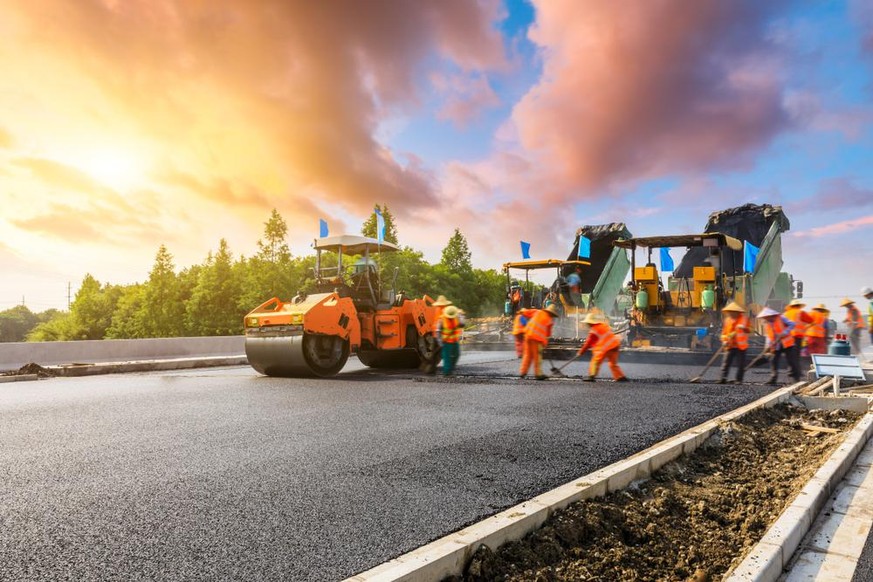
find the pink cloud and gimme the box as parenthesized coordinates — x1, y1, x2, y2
(793, 214, 873, 238)
(431, 72, 500, 127)
(789, 177, 873, 216)
(510, 0, 789, 197)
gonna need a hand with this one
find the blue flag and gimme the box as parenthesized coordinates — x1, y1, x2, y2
(577, 235, 591, 259)
(520, 240, 531, 259)
(660, 247, 674, 272)
(744, 241, 759, 273)
(319, 218, 329, 238)
(374, 206, 385, 243)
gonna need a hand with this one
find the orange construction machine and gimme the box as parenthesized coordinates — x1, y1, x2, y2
(244, 235, 439, 377)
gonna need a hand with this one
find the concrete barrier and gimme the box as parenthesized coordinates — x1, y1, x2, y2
(0, 336, 245, 371)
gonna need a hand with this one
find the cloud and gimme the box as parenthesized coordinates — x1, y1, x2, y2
(13, 157, 107, 194)
(788, 177, 873, 215)
(431, 72, 500, 127)
(0, 127, 12, 149)
(8, 0, 507, 219)
(784, 91, 873, 139)
(509, 0, 790, 197)
(793, 214, 873, 238)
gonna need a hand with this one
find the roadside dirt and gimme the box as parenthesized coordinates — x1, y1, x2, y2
(0, 363, 55, 377)
(453, 404, 861, 582)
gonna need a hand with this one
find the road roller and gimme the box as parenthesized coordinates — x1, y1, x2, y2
(244, 234, 440, 377)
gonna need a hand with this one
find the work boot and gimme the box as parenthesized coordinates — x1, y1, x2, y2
(582, 376, 596, 382)
(614, 376, 629, 383)
(535, 375, 548, 381)
(716, 378, 727, 385)
(766, 377, 778, 386)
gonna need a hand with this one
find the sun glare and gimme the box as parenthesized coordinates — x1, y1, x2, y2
(72, 148, 144, 191)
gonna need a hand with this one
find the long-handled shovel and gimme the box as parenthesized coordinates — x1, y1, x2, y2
(551, 353, 582, 378)
(689, 345, 725, 383)
(743, 350, 771, 372)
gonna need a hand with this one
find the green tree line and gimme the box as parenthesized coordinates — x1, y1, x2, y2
(2, 206, 505, 342)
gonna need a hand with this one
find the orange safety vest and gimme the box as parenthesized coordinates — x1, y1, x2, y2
(721, 314, 749, 350)
(765, 316, 795, 349)
(439, 315, 462, 343)
(524, 309, 554, 344)
(806, 311, 828, 339)
(580, 322, 621, 355)
(783, 306, 813, 338)
(846, 305, 865, 330)
(512, 309, 537, 336)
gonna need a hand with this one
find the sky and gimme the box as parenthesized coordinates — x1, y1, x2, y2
(1, 0, 872, 313)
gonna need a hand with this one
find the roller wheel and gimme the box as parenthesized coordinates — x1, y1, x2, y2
(302, 334, 349, 376)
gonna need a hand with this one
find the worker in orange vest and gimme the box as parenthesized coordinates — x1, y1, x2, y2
(422, 295, 453, 374)
(512, 308, 537, 359)
(718, 302, 749, 384)
(757, 307, 801, 385)
(805, 304, 831, 355)
(519, 304, 559, 380)
(436, 305, 463, 376)
(576, 312, 627, 382)
(783, 298, 814, 356)
(841, 298, 865, 355)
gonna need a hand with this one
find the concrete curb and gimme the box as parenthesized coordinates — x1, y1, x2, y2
(346, 383, 801, 582)
(725, 411, 873, 581)
(0, 374, 39, 384)
(51, 356, 248, 377)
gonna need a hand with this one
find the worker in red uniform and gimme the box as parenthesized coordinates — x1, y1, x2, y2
(757, 307, 801, 385)
(512, 308, 537, 359)
(436, 305, 463, 376)
(718, 302, 749, 384)
(576, 312, 627, 382)
(805, 304, 831, 355)
(519, 304, 559, 380)
(783, 298, 814, 356)
(841, 298, 865, 355)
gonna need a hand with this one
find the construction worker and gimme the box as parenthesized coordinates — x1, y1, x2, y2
(576, 312, 627, 382)
(757, 307, 801, 385)
(718, 302, 749, 384)
(805, 304, 831, 355)
(863, 287, 873, 345)
(841, 298, 865, 355)
(783, 298, 814, 356)
(421, 296, 453, 375)
(512, 308, 537, 358)
(436, 305, 463, 376)
(519, 304, 560, 380)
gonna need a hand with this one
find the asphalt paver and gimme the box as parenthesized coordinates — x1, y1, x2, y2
(0, 353, 779, 581)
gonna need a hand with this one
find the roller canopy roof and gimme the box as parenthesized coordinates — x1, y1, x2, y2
(613, 233, 743, 252)
(314, 235, 399, 254)
(503, 259, 591, 270)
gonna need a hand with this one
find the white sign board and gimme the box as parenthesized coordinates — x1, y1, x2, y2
(811, 354, 866, 380)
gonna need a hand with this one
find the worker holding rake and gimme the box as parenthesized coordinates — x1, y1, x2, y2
(519, 304, 559, 380)
(576, 312, 627, 382)
(757, 307, 801, 385)
(718, 302, 748, 384)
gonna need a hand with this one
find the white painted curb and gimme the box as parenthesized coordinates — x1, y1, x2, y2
(347, 384, 801, 582)
(725, 412, 873, 581)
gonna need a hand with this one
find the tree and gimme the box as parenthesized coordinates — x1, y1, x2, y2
(186, 239, 245, 336)
(440, 228, 472, 274)
(0, 305, 39, 342)
(256, 208, 291, 263)
(105, 284, 147, 339)
(140, 245, 185, 337)
(361, 203, 399, 244)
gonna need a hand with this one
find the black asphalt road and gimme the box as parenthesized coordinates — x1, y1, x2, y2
(1, 353, 778, 581)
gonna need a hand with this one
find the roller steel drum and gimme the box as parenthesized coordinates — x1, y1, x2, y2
(246, 333, 349, 377)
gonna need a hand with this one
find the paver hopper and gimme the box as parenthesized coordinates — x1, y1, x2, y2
(244, 235, 439, 377)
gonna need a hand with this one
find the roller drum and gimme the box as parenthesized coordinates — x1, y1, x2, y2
(246, 333, 349, 377)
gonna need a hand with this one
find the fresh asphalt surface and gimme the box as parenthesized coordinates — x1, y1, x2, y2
(1, 352, 780, 581)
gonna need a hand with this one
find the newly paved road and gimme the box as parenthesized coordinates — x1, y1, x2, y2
(1, 353, 778, 581)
